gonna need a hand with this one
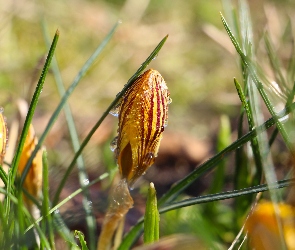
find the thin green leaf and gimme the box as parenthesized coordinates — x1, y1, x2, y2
(0, 166, 8, 186)
(7, 30, 59, 217)
(118, 223, 143, 250)
(158, 99, 295, 205)
(42, 21, 96, 249)
(264, 33, 288, 92)
(160, 178, 295, 214)
(144, 183, 160, 244)
(22, 20, 120, 191)
(220, 13, 293, 151)
(234, 78, 263, 186)
(41, 151, 55, 249)
(25, 172, 109, 233)
(0, 188, 51, 249)
(211, 115, 231, 194)
(74, 230, 89, 250)
(52, 34, 169, 206)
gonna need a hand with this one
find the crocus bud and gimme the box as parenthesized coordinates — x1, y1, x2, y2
(116, 69, 170, 186)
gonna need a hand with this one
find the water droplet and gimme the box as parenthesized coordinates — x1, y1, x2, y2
(75, 231, 84, 239)
(0, 107, 3, 113)
(110, 100, 122, 117)
(164, 117, 168, 127)
(279, 114, 289, 123)
(146, 153, 154, 159)
(152, 54, 158, 60)
(167, 97, 172, 104)
(113, 198, 120, 206)
(83, 178, 89, 185)
(87, 201, 93, 209)
(110, 136, 118, 152)
(54, 209, 60, 215)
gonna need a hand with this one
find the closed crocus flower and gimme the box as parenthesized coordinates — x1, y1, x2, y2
(18, 124, 43, 210)
(115, 69, 171, 186)
(0, 108, 8, 165)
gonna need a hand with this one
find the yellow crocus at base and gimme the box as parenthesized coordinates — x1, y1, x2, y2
(0, 108, 8, 165)
(245, 201, 295, 250)
(18, 125, 43, 210)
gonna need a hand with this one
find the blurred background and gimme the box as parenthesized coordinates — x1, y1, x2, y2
(1, 0, 295, 247)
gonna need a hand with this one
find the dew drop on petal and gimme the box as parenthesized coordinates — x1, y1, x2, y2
(109, 100, 122, 117)
(164, 117, 169, 128)
(146, 152, 154, 159)
(110, 136, 118, 152)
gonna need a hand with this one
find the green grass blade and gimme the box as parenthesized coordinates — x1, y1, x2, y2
(74, 230, 89, 250)
(21, 21, 120, 190)
(0, 165, 8, 186)
(118, 223, 144, 250)
(264, 33, 288, 92)
(144, 183, 159, 244)
(210, 115, 231, 194)
(0, 199, 8, 246)
(25, 172, 109, 233)
(42, 21, 96, 249)
(41, 150, 55, 249)
(159, 178, 295, 214)
(52, 34, 169, 206)
(6, 30, 59, 218)
(15, 30, 59, 186)
(234, 78, 263, 186)
(159, 100, 295, 206)
(220, 13, 293, 151)
(52, 211, 78, 248)
(0, 187, 51, 249)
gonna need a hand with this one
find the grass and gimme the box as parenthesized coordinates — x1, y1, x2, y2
(1, 0, 295, 249)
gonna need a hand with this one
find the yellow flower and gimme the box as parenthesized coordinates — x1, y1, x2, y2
(18, 125, 43, 208)
(116, 69, 170, 186)
(245, 201, 295, 250)
(0, 108, 8, 165)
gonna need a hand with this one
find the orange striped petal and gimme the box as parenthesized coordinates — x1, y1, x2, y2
(116, 69, 170, 185)
(0, 108, 8, 165)
(18, 125, 43, 206)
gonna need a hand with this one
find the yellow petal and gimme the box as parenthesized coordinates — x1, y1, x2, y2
(0, 108, 8, 165)
(245, 201, 295, 250)
(116, 69, 170, 185)
(18, 125, 43, 207)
